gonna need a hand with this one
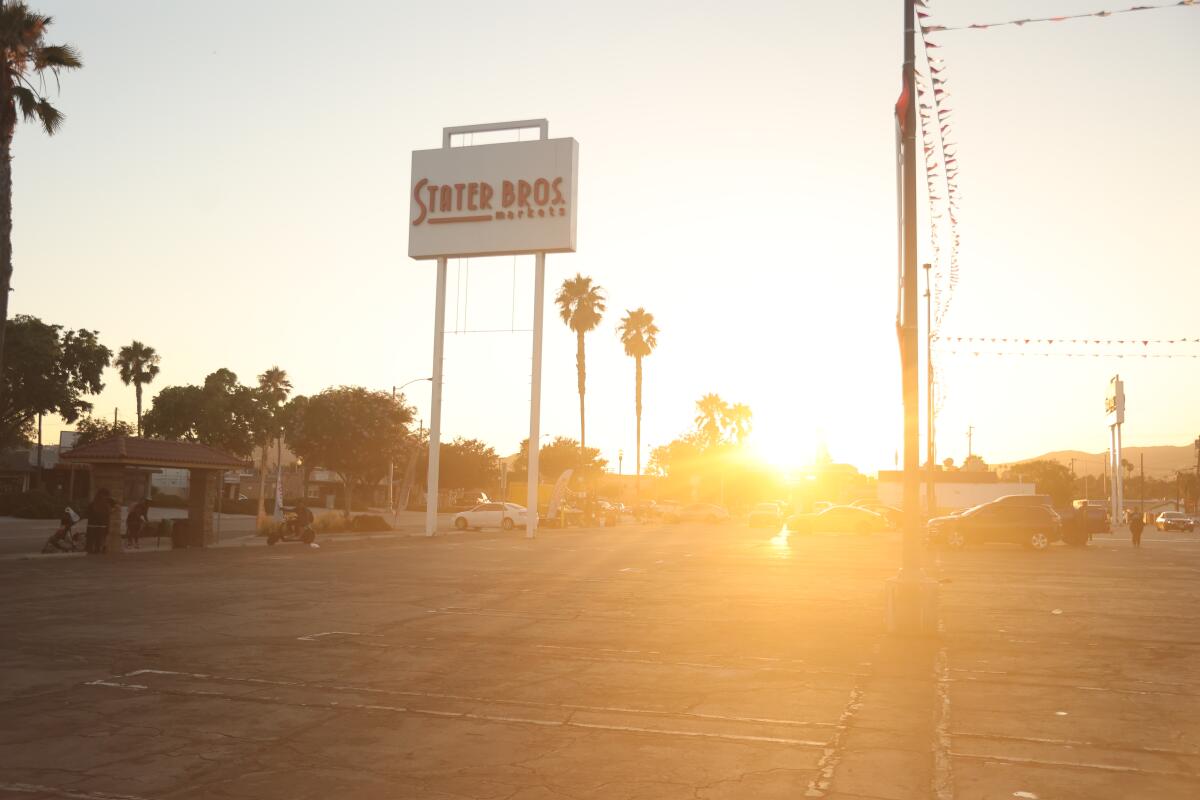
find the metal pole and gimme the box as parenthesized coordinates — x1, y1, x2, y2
(425, 257, 448, 537)
(923, 262, 934, 517)
(1108, 422, 1118, 522)
(527, 252, 546, 539)
(900, 0, 920, 578)
(885, 0, 934, 635)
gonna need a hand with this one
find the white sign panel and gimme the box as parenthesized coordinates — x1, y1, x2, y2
(1105, 376, 1125, 426)
(409, 137, 578, 260)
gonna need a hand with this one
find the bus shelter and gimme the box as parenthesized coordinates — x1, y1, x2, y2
(61, 437, 248, 552)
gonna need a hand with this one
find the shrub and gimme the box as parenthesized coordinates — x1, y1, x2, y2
(149, 492, 188, 509)
(350, 514, 391, 533)
(0, 490, 68, 519)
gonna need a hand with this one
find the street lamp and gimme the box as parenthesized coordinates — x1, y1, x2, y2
(618, 449, 624, 477)
(390, 377, 433, 513)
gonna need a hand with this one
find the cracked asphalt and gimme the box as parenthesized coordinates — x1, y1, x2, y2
(0, 523, 1197, 799)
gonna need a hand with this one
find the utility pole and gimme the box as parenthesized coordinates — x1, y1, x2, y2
(1140, 452, 1145, 519)
(885, 0, 936, 634)
(388, 386, 397, 512)
(966, 425, 974, 460)
(923, 262, 935, 517)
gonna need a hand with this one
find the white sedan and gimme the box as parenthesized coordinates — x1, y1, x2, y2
(453, 502, 530, 531)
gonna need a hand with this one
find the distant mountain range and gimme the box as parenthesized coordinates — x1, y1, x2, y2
(1019, 444, 1199, 476)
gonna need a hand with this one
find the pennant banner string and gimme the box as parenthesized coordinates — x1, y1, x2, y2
(922, 0, 1196, 33)
(933, 335, 1200, 345)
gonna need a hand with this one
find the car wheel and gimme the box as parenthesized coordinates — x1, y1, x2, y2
(945, 530, 965, 549)
(501, 517, 514, 531)
(1029, 531, 1050, 550)
(454, 517, 468, 531)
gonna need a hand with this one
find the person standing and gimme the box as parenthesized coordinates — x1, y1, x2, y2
(125, 498, 149, 549)
(85, 489, 114, 555)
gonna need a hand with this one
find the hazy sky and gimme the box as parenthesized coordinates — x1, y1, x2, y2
(14, 1, 1199, 476)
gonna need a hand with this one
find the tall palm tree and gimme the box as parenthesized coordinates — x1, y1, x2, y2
(254, 366, 292, 522)
(115, 341, 160, 436)
(0, 4, 81, 403)
(555, 274, 606, 457)
(727, 403, 752, 446)
(617, 308, 658, 494)
(694, 393, 730, 449)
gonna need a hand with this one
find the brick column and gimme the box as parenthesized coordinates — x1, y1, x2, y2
(188, 468, 218, 546)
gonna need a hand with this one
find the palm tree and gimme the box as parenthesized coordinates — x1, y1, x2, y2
(254, 366, 292, 522)
(616, 308, 658, 494)
(694, 393, 730, 449)
(727, 403, 752, 446)
(555, 274, 606, 456)
(0, 5, 81, 403)
(115, 341, 160, 436)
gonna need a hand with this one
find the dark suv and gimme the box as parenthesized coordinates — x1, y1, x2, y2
(929, 502, 1064, 550)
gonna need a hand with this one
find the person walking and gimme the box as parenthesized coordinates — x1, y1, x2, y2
(1129, 510, 1145, 549)
(125, 498, 149, 549)
(85, 489, 114, 555)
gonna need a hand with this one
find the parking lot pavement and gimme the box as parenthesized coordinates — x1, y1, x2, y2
(936, 532, 1200, 799)
(0, 526, 1198, 799)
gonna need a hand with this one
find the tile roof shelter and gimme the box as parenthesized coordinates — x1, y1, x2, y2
(62, 437, 249, 552)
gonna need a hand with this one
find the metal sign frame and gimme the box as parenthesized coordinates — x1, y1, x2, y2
(421, 119, 559, 539)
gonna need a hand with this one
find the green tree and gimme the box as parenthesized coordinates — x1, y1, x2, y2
(961, 454, 989, 472)
(142, 368, 258, 457)
(72, 415, 134, 447)
(616, 307, 658, 493)
(0, 5, 82, 404)
(0, 315, 110, 448)
(555, 274, 606, 458)
(514, 436, 607, 484)
(1001, 460, 1074, 506)
(114, 341, 160, 436)
(285, 386, 414, 514)
(727, 402, 752, 446)
(440, 438, 499, 491)
(694, 393, 730, 449)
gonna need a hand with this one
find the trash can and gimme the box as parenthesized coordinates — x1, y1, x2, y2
(171, 519, 189, 549)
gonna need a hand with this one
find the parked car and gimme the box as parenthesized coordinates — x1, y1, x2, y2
(991, 494, 1055, 508)
(1155, 511, 1195, 532)
(787, 505, 889, 534)
(453, 502, 529, 531)
(678, 503, 730, 524)
(849, 500, 902, 528)
(928, 501, 1065, 550)
(748, 502, 785, 528)
(1059, 504, 1109, 537)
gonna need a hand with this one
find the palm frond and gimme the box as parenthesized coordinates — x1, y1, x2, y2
(10, 85, 37, 122)
(34, 98, 63, 135)
(35, 44, 81, 70)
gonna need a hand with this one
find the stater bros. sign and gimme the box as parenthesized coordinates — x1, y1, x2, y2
(408, 137, 578, 259)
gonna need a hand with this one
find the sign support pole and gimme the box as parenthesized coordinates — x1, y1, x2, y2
(527, 252, 546, 539)
(425, 256, 448, 537)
